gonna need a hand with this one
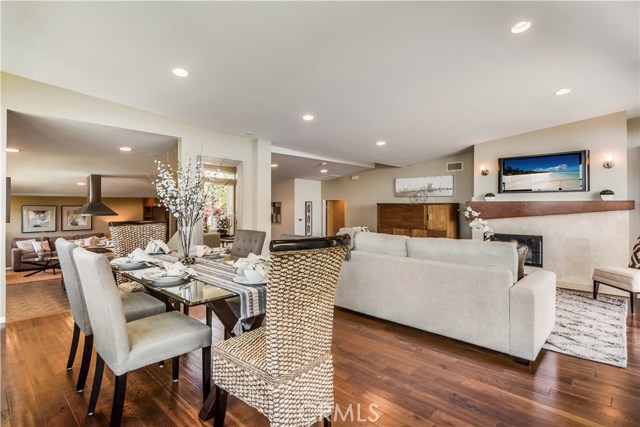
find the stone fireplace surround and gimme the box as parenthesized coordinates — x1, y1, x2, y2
(467, 201, 634, 296)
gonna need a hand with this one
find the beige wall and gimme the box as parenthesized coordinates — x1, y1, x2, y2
(6, 196, 143, 266)
(473, 112, 629, 200)
(322, 151, 474, 239)
(271, 180, 295, 239)
(628, 117, 640, 250)
(1, 73, 272, 321)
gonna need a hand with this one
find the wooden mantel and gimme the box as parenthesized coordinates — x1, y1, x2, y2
(465, 200, 635, 220)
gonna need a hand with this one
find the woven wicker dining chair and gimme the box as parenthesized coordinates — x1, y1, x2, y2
(109, 220, 167, 292)
(207, 235, 350, 427)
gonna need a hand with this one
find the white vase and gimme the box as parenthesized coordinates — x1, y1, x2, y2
(600, 194, 614, 201)
(484, 196, 496, 201)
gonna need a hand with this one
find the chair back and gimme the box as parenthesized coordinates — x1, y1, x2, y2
(265, 235, 350, 377)
(230, 229, 266, 257)
(109, 220, 167, 257)
(56, 238, 92, 335)
(73, 247, 130, 370)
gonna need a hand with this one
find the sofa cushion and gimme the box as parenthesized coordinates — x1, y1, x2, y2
(353, 232, 409, 257)
(630, 236, 640, 269)
(32, 240, 52, 252)
(15, 239, 37, 251)
(516, 246, 528, 280)
(407, 238, 519, 284)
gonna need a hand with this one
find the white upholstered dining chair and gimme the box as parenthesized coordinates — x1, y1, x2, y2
(73, 247, 212, 426)
(56, 238, 166, 397)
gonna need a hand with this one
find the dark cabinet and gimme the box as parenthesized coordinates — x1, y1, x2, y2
(377, 203, 459, 239)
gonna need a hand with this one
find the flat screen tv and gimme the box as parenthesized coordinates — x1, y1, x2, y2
(498, 150, 589, 193)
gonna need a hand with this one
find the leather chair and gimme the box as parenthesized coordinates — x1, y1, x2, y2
(204, 232, 221, 248)
(73, 247, 212, 426)
(229, 229, 266, 257)
(56, 239, 166, 403)
(206, 235, 350, 427)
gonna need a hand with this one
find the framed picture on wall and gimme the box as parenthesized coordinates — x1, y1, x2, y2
(305, 201, 312, 236)
(61, 205, 92, 231)
(21, 205, 57, 233)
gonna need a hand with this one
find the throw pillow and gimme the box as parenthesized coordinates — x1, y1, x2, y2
(630, 237, 640, 269)
(15, 239, 36, 251)
(32, 240, 51, 252)
(517, 245, 528, 281)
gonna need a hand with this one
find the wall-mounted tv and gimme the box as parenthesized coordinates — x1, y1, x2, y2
(498, 150, 589, 193)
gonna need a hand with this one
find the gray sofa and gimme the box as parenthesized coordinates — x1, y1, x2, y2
(11, 233, 105, 271)
(335, 232, 557, 362)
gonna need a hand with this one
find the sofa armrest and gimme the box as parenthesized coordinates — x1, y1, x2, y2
(509, 268, 556, 361)
(11, 248, 23, 271)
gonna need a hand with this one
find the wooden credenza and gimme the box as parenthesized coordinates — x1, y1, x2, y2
(377, 203, 459, 239)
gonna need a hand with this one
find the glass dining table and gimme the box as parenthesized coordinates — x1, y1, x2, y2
(112, 254, 267, 339)
(112, 253, 267, 420)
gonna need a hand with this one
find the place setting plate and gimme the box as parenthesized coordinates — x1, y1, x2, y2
(143, 271, 191, 287)
(114, 261, 150, 271)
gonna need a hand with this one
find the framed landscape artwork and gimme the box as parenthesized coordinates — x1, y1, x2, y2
(21, 205, 57, 233)
(395, 175, 454, 197)
(61, 205, 92, 231)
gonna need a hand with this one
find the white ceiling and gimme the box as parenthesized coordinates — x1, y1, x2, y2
(2, 2, 639, 176)
(6, 111, 178, 197)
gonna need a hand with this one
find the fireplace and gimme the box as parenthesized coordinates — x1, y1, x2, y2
(492, 233, 543, 268)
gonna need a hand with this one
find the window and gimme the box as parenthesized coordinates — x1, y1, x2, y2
(204, 165, 236, 235)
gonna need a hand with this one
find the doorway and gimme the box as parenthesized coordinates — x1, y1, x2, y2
(325, 200, 346, 236)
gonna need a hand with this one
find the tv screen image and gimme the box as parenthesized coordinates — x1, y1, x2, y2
(499, 151, 588, 193)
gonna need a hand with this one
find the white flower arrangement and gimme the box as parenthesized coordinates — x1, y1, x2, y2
(153, 156, 215, 263)
(463, 206, 494, 239)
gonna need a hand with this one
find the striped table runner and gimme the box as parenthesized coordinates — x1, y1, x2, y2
(154, 253, 266, 320)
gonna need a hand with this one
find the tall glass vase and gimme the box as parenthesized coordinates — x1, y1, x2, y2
(178, 222, 196, 265)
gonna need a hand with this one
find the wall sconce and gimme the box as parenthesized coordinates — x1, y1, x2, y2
(603, 153, 615, 169)
(479, 164, 489, 176)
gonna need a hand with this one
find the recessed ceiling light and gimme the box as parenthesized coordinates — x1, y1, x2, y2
(6, 148, 20, 153)
(119, 146, 133, 152)
(511, 20, 533, 34)
(76, 182, 86, 186)
(271, 163, 278, 168)
(302, 114, 314, 121)
(320, 162, 327, 166)
(320, 169, 328, 173)
(376, 141, 386, 146)
(555, 88, 571, 96)
(172, 68, 190, 77)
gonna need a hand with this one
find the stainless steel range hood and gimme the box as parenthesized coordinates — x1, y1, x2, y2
(77, 175, 118, 216)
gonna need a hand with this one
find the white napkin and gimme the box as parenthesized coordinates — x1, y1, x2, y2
(162, 261, 196, 277)
(233, 253, 269, 275)
(110, 257, 130, 266)
(129, 248, 156, 263)
(194, 245, 210, 258)
(145, 240, 170, 254)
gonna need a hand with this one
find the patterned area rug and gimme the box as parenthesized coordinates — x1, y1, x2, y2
(6, 278, 69, 322)
(543, 289, 628, 368)
(6, 269, 61, 285)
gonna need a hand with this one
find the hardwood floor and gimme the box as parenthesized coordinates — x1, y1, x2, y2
(2, 279, 639, 426)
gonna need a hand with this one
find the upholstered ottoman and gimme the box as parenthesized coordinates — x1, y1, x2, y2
(593, 267, 639, 314)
